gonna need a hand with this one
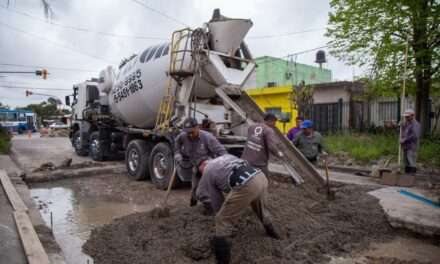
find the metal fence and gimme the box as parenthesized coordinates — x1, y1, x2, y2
(310, 97, 427, 134)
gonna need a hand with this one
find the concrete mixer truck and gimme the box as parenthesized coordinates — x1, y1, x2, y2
(66, 9, 261, 189)
(67, 9, 324, 190)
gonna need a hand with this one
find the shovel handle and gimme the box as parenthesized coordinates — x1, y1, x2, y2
(163, 162, 177, 206)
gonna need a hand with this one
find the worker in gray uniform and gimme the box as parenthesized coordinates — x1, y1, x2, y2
(196, 154, 280, 264)
(175, 117, 227, 206)
(241, 112, 284, 177)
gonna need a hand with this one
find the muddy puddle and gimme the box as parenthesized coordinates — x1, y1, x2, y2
(29, 175, 159, 264)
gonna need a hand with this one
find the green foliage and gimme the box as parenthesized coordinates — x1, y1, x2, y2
(326, 0, 440, 135)
(0, 128, 11, 154)
(327, 0, 439, 82)
(325, 134, 398, 162)
(418, 139, 440, 167)
(325, 133, 440, 167)
(0, 102, 9, 109)
(17, 100, 58, 121)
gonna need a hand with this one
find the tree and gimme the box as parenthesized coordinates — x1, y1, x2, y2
(18, 101, 58, 124)
(0, 102, 9, 109)
(326, 0, 440, 135)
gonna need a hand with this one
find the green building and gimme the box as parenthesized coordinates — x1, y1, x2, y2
(255, 56, 332, 88)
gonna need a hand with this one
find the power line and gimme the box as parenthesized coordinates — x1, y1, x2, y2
(256, 45, 331, 68)
(248, 28, 325, 39)
(0, 85, 70, 91)
(0, 5, 169, 41)
(0, 20, 118, 64)
(0, 63, 97, 73)
(130, 0, 188, 27)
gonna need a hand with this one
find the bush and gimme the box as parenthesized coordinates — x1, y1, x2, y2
(324, 133, 439, 167)
(418, 139, 440, 167)
(325, 133, 398, 162)
(0, 127, 11, 154)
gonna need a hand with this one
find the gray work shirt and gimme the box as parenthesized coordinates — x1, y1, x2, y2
(293, 131, 324, 159)
(241, 123, 280, 167)
(401, 120, 421, 151)
(175, 130, 227, 166)
(197, 154, 248, 212)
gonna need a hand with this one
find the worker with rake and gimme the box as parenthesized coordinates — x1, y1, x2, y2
(196, 154, 280, 264)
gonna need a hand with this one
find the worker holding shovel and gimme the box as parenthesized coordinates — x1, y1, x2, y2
(175, 117, 227, 207)
(196, 154, 280, 264)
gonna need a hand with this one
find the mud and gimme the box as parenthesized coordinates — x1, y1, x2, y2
(84, 183, 396, 264)
(31, 173, 189, 264)
(32, 160, 105, 173)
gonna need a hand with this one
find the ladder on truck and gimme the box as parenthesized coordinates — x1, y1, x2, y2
(154, 28, 193, 132)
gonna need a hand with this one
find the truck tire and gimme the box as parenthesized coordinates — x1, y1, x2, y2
(126, 139, 151, 180)
(149, 142, 176, 190)
(73, 131, 88, 156)
(89, 131, 105, 161)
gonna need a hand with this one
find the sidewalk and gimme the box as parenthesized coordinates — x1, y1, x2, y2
(0, 154, 66, 264)
(0, 157, 26, 264)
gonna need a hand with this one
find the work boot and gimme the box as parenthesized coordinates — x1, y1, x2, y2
(212, 236, 231, 264)
(202, 204, 214, 216)
(190, 195, 198, 207)
(264, 223, 281, 240)
(404, 166, 411, 173)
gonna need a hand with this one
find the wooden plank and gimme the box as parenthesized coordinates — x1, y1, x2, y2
(0, 169, 28, 212)
(14, 211, 51, 264)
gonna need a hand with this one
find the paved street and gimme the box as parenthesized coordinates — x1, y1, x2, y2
(10, 134, 91, 174)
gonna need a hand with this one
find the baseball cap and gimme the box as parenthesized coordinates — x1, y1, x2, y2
(182, 117, 198, 132)
(403, 109, 415, 117)
(264, 112, 278, 121)
(300, 120, 313, 129)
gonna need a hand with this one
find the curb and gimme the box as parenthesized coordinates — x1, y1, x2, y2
(25, 164, 126, 183)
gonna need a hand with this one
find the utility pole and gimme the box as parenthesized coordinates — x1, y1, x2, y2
(398, 38, 409, 168)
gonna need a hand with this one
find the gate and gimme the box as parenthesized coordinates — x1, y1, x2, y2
(312, 102, 342, 133)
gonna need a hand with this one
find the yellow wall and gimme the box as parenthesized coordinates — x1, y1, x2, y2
(246, 86, 298, 134)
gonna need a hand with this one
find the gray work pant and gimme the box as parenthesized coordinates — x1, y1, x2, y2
(191, 169, 202, 200)
(215, 172, 272, 237)
(403, 149, 417, 169)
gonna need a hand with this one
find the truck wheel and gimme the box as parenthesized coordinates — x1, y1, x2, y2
(89, 132, 105, 161)
(73, 131, 88, 156)
(149, 142, 176, 190)
(126, 140, 151, 180)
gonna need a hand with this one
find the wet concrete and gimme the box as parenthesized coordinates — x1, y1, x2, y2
(330, 236, 440, 263)
(29, 173, 189, 264)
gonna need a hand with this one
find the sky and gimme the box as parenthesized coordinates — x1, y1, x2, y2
(0, 0, 359, 107)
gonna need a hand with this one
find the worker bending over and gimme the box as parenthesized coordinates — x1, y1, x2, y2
(197, 154, 280, 264)
(241, 112, 284, 177)
(175, 117, 227, 206)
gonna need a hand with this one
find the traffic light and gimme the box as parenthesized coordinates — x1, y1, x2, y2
(35, 69, 48, 79)
(42, 69, 48, 79)
(25, 90, 33, 97)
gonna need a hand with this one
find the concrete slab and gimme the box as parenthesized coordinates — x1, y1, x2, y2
(10, 134, 91, 174)
(369, 187, 440, 236)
